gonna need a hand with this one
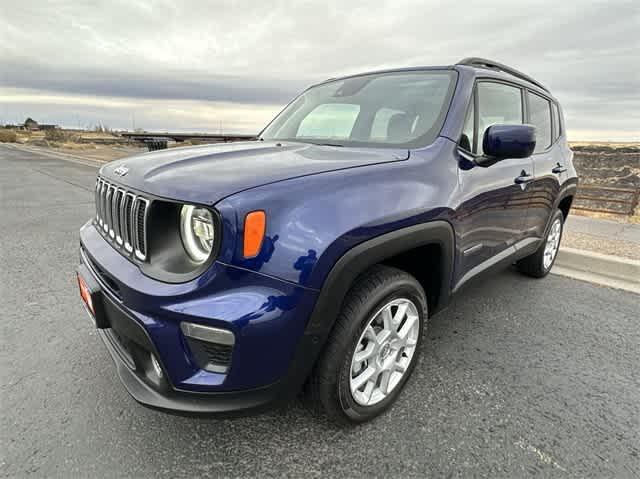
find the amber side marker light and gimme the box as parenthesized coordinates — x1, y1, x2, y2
(243, 211, 266, 258)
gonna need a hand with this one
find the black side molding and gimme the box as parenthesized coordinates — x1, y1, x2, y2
(305, 220, 454, 336)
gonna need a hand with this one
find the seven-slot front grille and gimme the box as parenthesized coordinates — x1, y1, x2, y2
(95, 178, 149, 261)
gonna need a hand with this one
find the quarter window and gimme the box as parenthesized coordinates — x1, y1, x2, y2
(551, 102, 561, 141)
(476, 82, 523, 155)
(528, 92, 552, 153)
(459, 92, 474, 152)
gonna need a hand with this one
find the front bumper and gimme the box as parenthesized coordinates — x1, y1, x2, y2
(79, 221, 321, 414)
(94, 291, 294, 414)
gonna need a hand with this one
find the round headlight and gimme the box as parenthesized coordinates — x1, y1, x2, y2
(180, 205, 214, 263)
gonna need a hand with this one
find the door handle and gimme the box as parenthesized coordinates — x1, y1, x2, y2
(552, 163, 567, 174)
(514, 171, 533, 184)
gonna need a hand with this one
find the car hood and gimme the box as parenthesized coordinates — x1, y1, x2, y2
(100, 141, 409, 204)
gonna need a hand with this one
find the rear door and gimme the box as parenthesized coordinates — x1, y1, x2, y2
(453, 81, 535, 288)
(522, 91, 563, 239)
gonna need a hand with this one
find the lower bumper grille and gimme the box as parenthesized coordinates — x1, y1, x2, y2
(189, 338, 233, 369)
(180, 322, 235, 374)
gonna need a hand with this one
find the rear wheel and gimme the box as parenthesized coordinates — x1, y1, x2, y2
(305, 265, 427, 424)
(516, 209, 564, 278)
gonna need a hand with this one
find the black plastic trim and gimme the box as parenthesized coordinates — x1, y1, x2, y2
(254, 221, 457, 401)
(545, 182, 579, 232)
(306, 221, 454, 336)
(98, 327, 286, 415)
(452, 237, 541, 294)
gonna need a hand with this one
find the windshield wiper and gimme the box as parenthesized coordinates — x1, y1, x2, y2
(317, 142, 344, 147)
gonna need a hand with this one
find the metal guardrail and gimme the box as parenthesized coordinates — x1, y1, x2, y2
(573, 184, 639, 216)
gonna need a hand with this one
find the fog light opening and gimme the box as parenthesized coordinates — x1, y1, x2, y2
(180, 322, 234, 374)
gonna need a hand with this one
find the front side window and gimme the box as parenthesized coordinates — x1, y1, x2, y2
(528, 92, 552, 153)
(261, 71, 456, 148)
(476, 82, 523, 155)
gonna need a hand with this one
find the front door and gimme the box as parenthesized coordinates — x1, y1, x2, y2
(452, 81, 534, 289)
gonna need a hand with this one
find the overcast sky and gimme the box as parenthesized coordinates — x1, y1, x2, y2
(1, 0, 639, 140)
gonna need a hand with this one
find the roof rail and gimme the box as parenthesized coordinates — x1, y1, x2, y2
(456, 57, 549, 93)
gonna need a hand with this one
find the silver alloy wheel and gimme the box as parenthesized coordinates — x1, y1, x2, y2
(543, 218, 563, 270)
(349, 298, 420, 406)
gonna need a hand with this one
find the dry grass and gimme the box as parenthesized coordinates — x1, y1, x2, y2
(0, 130, 18, 142)
(44, 129, 71, 142)
(569, 141, 640, 148)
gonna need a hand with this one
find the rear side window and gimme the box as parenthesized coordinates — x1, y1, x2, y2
(528, 92, 552, 153)
(551, 102, 561, 141)
(476, 82, 523, 155)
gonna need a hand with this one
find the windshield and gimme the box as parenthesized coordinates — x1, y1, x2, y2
(261, 70, 456, 148)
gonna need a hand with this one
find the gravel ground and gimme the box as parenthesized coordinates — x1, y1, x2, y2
(563, 231, 640, 260)
(563, 215, 640, 260)
(1, 145, 639, 478)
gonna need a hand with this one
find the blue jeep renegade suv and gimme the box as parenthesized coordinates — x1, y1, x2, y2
(77, 58, 577, 423)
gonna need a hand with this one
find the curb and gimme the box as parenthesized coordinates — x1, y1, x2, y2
(552, 247, 640, 294)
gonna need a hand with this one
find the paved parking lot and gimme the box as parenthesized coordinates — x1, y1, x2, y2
(1, 145, 639, 477)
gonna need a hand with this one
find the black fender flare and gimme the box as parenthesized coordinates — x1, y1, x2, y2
(274, 220, 455, 399)
(555, 182, 578, 211)
(546, 181, 578, 233)
(278, 220, 455, 400)
(305, 220, 454, 336)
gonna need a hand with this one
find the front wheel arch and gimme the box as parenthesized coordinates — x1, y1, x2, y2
(305, 220, 454, 338)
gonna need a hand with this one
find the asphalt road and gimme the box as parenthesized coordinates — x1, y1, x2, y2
(1, 144, 639, 478)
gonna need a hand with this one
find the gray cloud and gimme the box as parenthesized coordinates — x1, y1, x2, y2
(1, 60, 305, 104)
(1, 0, 639, 139)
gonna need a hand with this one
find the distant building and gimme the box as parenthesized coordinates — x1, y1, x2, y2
(24, 118, 38, 130)
(21, 118, 59, 131)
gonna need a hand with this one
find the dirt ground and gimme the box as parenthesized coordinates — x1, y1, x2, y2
(10, 129, 145, 161)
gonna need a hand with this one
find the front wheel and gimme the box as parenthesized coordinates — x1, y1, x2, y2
(305, 265, 427, 424)
(516, 209, 564, 278)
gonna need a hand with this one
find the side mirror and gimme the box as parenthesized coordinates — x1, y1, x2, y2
(477, 124, 536, 165)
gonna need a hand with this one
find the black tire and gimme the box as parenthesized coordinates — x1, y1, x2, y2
(305, 265, 428, 425)
(516, 209, 565, 278)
